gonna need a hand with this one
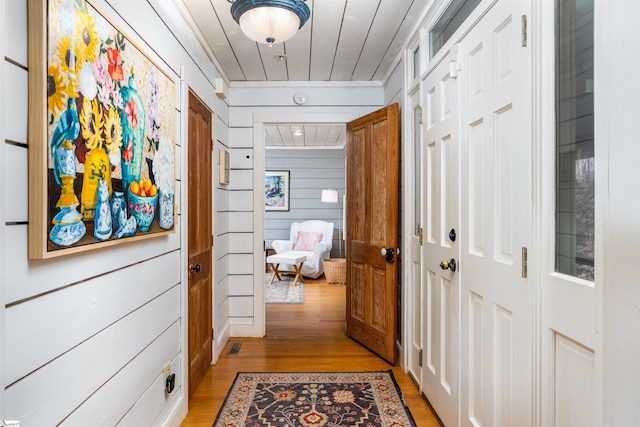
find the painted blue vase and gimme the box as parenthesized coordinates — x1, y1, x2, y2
(120, 74, 146, 195)
(49, 97, 86, 246)
(158, 191, 174, 229)
(110, 191, 126, 231)
(50, 207, 86, 246)
(94, 179, 112, 241)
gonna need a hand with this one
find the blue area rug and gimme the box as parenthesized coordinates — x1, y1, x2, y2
(265, 275, 304, 304)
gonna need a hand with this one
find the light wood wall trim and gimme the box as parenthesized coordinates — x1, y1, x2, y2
(26, 0, 47, 259)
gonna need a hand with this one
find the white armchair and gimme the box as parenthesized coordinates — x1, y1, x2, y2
(271, 220, 334, 279)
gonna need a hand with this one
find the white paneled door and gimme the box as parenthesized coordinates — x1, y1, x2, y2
(417, 1, 534, 426)
(421, 51, 461, 427)
(408, 88, 424, 386)
(458, 0, 533, 425)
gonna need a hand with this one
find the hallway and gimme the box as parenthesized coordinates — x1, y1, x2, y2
(181, 276, 440, 426)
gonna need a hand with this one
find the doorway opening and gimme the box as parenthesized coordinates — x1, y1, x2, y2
(252, 112, 358, 337)
(263, 123, 347, 331)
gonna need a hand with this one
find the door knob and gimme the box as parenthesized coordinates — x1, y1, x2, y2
(190, 264, 201, 273)
(381, 248, 395, 263)
(439, 258, 457, 272)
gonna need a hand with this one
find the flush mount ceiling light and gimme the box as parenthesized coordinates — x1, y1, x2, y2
(227, 0, 310, 48)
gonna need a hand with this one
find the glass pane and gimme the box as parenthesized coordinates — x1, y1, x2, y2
(430, 0, 481, 58)
(413, 47, 420, 79)
(555, 0, 594, 281)
(414, 106, 421, 236)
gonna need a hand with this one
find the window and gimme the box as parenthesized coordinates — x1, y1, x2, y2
(555, 0, 594, 281)
(430, 0, 481, 58)
(413, 106, 421, 236)
(413, 46, 421, 79)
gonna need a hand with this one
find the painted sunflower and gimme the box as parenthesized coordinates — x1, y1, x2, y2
(75, 10, 100, 64)
(47, 62, 74, 117)
(56, 34, 82, 75)
(104, 108, 123, 153)
(80, 98, 104, 150)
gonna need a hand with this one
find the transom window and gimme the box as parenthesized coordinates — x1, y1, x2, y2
(430, 0, 481, 58)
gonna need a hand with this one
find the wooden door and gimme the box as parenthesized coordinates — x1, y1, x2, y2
(421, 51, 461, 427)
(458, 1, 533, 425)
(187, 91, 212, 399)
(345, 104, 399, 364)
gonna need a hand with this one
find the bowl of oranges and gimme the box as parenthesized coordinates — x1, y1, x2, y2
(127, 178, 158, 232)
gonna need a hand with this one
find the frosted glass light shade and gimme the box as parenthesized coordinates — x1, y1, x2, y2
(321, 189, 339, 203)
(229, 0, 311, 45)
(239, 6, 300, 44)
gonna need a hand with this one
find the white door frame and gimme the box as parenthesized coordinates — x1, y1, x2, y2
(533, 0, 603, 425)
(236, 112, 362, 338)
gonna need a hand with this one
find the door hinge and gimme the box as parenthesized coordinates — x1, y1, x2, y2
(419, 227, 424, 245)
(522, 247, 528, 278)
(212, 328, 215, 340)
(521, 15, 528, 47)
(419, 350, 423, 367)
(418, 106, 424, 124)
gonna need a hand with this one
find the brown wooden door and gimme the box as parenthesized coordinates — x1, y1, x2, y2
(187, 91, 212, 399)
(345, 103, 399, 364)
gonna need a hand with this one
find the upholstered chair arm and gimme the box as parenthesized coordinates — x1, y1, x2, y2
(313, 241, 331, 259)
(272, 240, 293, 253)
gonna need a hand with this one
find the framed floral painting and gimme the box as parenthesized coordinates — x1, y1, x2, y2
(28, 0, 176, 259)
(265, 171, 290, 212)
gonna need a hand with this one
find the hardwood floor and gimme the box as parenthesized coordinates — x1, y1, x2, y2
(181, 276, 441, 426)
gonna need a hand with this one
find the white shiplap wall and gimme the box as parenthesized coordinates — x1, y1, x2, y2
(1, 0, 229, 424)
(265, 148, 346, 258)
(226, 82, 384, 334)
(0, 0, 6, 420)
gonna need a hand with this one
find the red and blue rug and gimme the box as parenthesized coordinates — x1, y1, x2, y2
(213, 371, 417, 427)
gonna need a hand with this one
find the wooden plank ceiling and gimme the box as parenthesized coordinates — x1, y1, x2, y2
(180, 0, 427, 82)
(179, 0, 428, 145)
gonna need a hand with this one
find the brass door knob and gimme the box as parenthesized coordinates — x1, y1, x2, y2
(439, 258, 457, 272)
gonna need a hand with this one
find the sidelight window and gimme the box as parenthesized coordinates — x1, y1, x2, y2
(413, 105, 421, 236)
(555, 0, 595, 281)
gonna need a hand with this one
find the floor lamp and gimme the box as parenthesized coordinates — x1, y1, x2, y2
(321, 187, 343, 258)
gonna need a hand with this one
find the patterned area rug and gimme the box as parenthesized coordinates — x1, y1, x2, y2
(265, 275, 304, 304)
(213, 371, 417, 427)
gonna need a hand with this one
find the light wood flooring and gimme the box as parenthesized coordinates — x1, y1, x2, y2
(180, 275, 441, 426)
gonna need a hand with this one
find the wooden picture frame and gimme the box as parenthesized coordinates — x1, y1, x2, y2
(28, 0, 176, 259)
(219, 148, 230, 185)
(265, 171, 290, 211)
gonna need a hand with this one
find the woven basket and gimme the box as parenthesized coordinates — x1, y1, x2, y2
(323, 258, 346, 284)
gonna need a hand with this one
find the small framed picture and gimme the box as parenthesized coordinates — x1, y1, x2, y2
(265, 170, 290, 211)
